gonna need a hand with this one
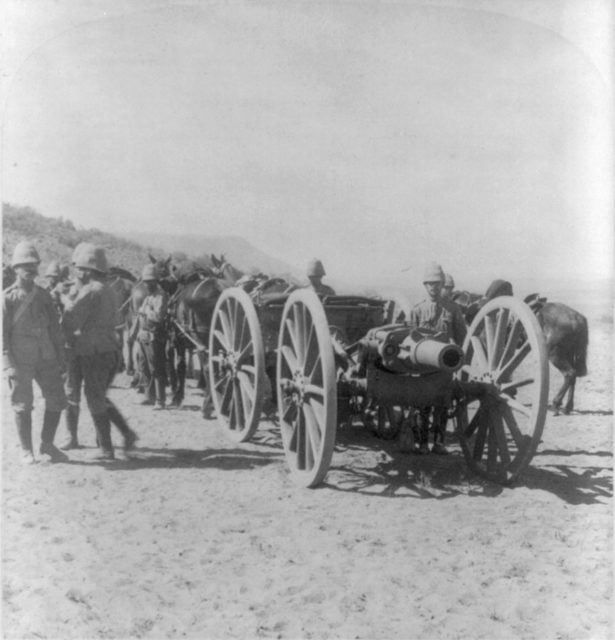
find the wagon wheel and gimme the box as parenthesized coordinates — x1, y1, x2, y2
(455, 296, 549, 484)
(209, 287, 265, 442)
(363, 403, 403, 440)
(276, 289, 337, 487)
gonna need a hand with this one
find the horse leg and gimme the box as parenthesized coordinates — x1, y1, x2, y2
(563, 374, 576, 415)
(166, 339, 178, 401)
(550, 351, 575, 416)
(172, 344, 187, 407)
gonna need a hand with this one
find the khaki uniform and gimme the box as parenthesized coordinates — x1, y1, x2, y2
(407, 297, 467, 453)
(62, 280, 120, 415)
(2, 283, 66, 413)
(135, 289, 169, 405)
(407, 298, 467, 347)
(309, 282, 336, 296)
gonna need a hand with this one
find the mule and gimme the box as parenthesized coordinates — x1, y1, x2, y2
(168, 256, 245, 414)
(107, 266, 137, 371)
(524, 294, 588, 416)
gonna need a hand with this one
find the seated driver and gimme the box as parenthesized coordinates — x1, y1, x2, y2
(305, 259, 336, 296)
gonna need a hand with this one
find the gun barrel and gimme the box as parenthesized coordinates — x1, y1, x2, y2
(400, 337, 463, 372)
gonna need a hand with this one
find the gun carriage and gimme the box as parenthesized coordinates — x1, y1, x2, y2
(208, 287, 548, 488)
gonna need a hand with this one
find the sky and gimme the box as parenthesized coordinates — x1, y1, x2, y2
(1, 0, 613, 293)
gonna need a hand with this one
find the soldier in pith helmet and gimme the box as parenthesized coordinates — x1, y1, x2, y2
(306, 258, 336, 296)
(130, 263, 169, 410)
(43, 260, 70, 315)
(442, 273, 455, 299)
(61, 243, 137, 459)
(407, 262, 467, 455)
(2, 241, 68, 464)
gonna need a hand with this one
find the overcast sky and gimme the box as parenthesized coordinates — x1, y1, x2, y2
(1, 0, 612, 291)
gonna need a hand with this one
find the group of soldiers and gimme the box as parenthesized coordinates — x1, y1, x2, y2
(2, 241, 169, 464)
(3, 236, 466, 465)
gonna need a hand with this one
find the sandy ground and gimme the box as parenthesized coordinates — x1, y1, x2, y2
(1, 319, 612, 640)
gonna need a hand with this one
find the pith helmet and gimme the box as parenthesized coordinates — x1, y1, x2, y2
(141, 264, 158, 282)
(11, 241, 40, 267)
(44, 260, 62, 278)
(443, 273, 455, 288)
(307, 258, 326, 277)
(422, 262, 444, 283)
(72, 243, 108, 274)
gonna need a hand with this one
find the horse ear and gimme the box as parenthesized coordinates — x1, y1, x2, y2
(149, 253, 156, 264)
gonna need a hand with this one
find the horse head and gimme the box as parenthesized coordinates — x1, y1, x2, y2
(524, 293, 547, 313)
(210, 253, 244, 285)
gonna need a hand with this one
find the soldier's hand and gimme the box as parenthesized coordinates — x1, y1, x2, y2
(5, 367, 17, 389)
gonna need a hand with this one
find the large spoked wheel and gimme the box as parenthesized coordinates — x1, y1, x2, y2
(209, 287, 265, 442)
(455, 296, 549, 484)
(276, 289, 337, 488)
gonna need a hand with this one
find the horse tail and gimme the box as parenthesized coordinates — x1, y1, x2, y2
(574, 314, 589, 377)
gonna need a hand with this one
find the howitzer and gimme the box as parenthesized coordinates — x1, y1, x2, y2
(358, 324, 463, 374)
(339, 324, 464, 408)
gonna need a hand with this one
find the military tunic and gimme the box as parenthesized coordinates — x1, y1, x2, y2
(309, 282, 336, 296)
(407, 298, 467, 347)
(62, 280, 120, 415)
(2, 283, 67, 413)
(136, 289, 169, 390)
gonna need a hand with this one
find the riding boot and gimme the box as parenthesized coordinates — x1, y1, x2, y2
(431, 407, 449, 455)
(40, 410, 68, 462)
(106, 401, 138, 450)
(154, 378, 166, 410)
(92, 412, 114, 460)
(61, 404, 81, 449)
(415, 410, 430, 455)
(15, 412, 35, 463)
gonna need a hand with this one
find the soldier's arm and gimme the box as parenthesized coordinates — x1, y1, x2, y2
(42, 289, 66, 367)
(2, 295, 16, 371)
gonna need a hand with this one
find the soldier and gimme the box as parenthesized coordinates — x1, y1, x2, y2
(43, 260, 70, 315)
(408, 262, 467, 455)
(62, 243, 137, 459)
(2, 241, 67, 464)
(306, 259, 336, 296)
(131, 264, 169, 410)
(442, 273, 455, 300)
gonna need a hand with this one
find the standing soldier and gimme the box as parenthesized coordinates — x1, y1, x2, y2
(43, 260, 69, 315)
(3, 241, 67, 464)
(306, 259, 336, 296)
(442, 273, 455, 300)
(62, 243, 137, 459)
(132, 264, 169, 410)
(407, 262, 467, 455)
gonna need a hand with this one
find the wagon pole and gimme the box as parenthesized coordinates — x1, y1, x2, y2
(173, 319, 207, 352)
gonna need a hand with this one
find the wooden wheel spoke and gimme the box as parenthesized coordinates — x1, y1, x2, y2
(496, 318, 523, 370)
(236, 340, 254, 365)
(472, 419, 488, 460)
(282, 399, 298, 426)
(500, 377, 534, 394)
(219, 378, 233, 413)
(236, 314, 248, 352)
(213, 328, 231, 352)
(306, 354, 322, 383)
(284, 318, 303, 367)
(503, 395, 531, 419)
(236, 370, 256, 406)
(303, 319, 318, 374)
(501, 404, 527, 448)
(464, 406, 482, 438)
(484, 314, 496, 363)
(497, 332, 530, 382)
(232, 379, 245, 428)
(280, 345, 299, 373)
(470, 336, 489, 372)
(490, 309, 509, 369)
(304, 383, 324, 398)
(303, 403, 322, 463)
(487, 423, 498, 472)
(220, 302, 233, 343)
(492, 411, 511, 465)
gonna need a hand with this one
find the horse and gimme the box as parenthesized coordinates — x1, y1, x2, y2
(167, 255, 245, 414)
(452, 279, 514, 325)
(107, 266, 137, 371)
(524, 294, 588, 416)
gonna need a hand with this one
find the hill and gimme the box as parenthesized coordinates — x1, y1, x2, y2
(122, 231, 298, 280)
(2, 204, 296, 281)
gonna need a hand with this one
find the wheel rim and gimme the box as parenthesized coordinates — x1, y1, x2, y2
(277, 289, 337, 487)
(209, 288, 265, 442)
(456, 296, 549, 483)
